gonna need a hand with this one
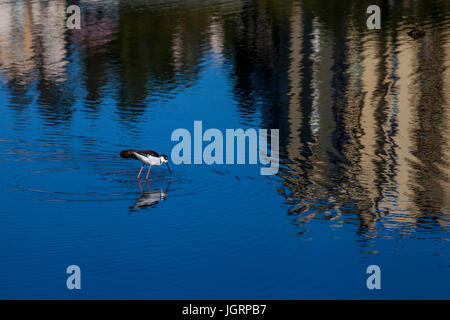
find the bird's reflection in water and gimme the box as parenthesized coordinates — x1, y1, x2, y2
(130, 180, 170, 212)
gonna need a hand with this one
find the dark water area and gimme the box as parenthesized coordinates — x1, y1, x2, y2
(0, 0, 449, 299)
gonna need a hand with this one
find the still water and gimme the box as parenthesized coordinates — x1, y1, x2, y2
(0, 0, 449, 299)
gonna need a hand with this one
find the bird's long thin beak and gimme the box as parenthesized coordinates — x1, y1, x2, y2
(166, 162, 172, 173)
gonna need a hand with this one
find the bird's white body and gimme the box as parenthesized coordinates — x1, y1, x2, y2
(133, 152, 164, 166)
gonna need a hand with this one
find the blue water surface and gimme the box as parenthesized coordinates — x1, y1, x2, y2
(0, 0, 449, 299)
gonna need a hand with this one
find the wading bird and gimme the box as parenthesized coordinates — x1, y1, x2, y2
(120, 149, 171, 180)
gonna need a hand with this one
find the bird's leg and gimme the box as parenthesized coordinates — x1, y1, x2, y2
(146, 165, 152, 180)
(137, 164, 144, 180)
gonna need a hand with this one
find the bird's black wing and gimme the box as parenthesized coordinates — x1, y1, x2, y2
(120, 149, 159, 159)
(137, 150, 159, 158)
(120, 150, 138, 159)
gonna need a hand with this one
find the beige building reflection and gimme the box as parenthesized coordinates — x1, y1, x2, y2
(0, 0, 68, 84)
(282, 2, 450, 237)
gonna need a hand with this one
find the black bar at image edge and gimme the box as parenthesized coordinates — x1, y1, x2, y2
(0, 300, 447, 318)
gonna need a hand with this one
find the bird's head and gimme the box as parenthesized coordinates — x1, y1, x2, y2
(160, 154, 169, 163)
(160, 154, 172, 173)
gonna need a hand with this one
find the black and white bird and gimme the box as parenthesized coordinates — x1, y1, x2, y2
(120, 149, 171, 180)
